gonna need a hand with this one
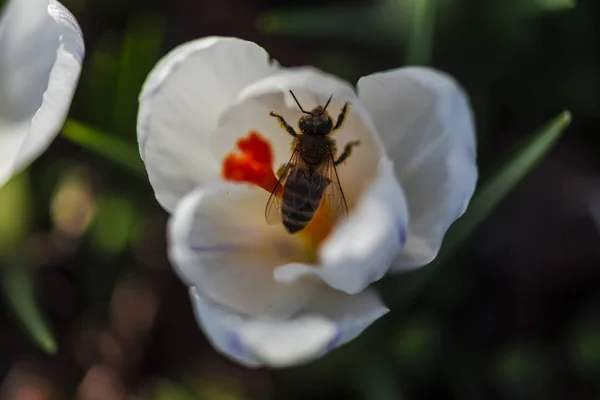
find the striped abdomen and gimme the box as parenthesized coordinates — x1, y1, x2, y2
(281, 167, 327, 233)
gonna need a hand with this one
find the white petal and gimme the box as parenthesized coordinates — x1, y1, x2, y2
(137, 37, 280, 211)
(274, 158, 408, 293)
(357, 67, 477, 270)
(0, 0, 84, 187)
(189, 286, 388, 368)
(168, 181, 317, 319)
(210, 67, 386, 207)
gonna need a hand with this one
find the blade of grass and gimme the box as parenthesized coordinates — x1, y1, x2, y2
(257, 6, 392, 44)
(406, 0, 437, 65)
(62, 120, 146, 178)
(116, 12, 164, 135)
(441, 110, 572, 258)
(383, 110, 572, 306)
(1, 263, 57, 354)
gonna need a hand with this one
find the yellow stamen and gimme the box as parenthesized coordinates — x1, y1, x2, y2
(297, 197, 334, 258)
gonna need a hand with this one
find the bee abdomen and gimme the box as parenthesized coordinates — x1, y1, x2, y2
(281, 172, 324, 233)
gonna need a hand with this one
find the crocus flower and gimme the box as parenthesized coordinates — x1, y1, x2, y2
(137, 37, 477, 367)
(0, 0, 84, 188)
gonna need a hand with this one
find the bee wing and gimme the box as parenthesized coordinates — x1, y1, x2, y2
(265, 150, 301, 225)
(320, 156, 350, 220)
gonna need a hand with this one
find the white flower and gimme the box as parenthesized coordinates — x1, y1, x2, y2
(137, 37, 477, 367)
(0, 0, 84, 188)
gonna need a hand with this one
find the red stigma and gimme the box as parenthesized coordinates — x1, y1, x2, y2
(222, 131, 280, 193)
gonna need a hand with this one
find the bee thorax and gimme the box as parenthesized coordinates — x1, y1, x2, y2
(296, 135, 334, 166)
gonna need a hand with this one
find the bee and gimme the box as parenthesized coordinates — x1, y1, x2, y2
(265, 90, 360, 233)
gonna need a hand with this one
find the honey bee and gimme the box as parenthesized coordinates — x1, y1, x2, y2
(265, 90, 360, 233)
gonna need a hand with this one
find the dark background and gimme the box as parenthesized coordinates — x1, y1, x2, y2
(1, 0, 600, 398)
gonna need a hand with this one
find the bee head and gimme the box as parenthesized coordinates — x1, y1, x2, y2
(290, 91, 334, 136)
(299, 111, 333, 136)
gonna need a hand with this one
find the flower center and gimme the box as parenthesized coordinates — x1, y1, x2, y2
(222, 132, 334, 256)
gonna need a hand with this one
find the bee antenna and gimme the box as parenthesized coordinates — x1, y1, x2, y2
(320, 94, 333, 115)
(289, 90, 312, 115)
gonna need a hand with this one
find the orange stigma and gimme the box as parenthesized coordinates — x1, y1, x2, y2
(222, 131, 280, 193)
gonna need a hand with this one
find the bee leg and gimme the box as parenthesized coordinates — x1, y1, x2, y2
(334, 140, 361, 166)
(269, 112, 298, 137)
(333, 102, 351, 131)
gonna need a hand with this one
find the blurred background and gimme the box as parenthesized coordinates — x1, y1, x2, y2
(1, 0, 599, 398)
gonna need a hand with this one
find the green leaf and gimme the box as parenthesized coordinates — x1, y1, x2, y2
(405, 0, 437, 65)
(149, 380, 196, 400)
(89, 195, 139, 255)
(0, 172, 32, 256)
(499, 0, 576, 21)
(535, 0, 576, 11)
(256, 0, 440, 57)
(440, 110, 572, 259)
(256, 5, 396, 45)
(383, 110, 572, 306)
(84, 32, 120, 131)
(62, 120, 146, 177)
(116, 12, 165, 135)
(359, 359, 404, 400)
(1, 264, 57, 354)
